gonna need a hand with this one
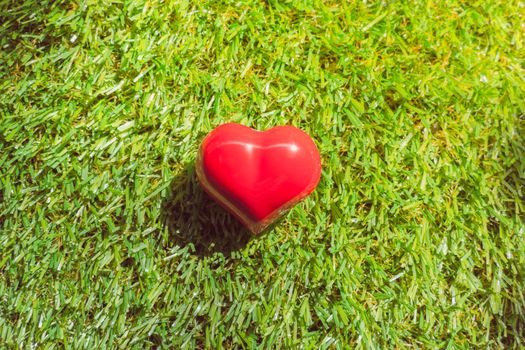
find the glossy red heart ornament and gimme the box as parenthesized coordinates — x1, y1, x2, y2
(196, 123, 321, 234)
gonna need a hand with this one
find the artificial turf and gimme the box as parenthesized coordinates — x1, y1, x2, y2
(1, 0, 524, 348)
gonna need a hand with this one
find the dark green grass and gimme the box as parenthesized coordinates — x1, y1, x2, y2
(1, 0, 524, 348)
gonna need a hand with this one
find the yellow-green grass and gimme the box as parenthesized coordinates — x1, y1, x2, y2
(1, 0, 524, 348)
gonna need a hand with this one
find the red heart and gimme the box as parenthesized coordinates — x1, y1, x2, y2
(196, 123, 321, 234)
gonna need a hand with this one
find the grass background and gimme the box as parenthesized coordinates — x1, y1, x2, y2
(1, 0, 524, 348)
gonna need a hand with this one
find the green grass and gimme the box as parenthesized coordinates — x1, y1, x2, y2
(1, 0, 524, 348)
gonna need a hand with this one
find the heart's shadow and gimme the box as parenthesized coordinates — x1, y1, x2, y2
(160, 164, 253, 257)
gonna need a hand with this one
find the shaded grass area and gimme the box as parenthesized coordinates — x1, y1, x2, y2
(1, 0, 524, 348)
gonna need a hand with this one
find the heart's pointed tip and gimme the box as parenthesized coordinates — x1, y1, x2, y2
(246, 224, 265, 235)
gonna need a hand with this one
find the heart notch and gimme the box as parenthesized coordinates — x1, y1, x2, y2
(196, 123, 321, 234)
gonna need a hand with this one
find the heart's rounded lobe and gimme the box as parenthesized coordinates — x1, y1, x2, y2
(196, 123, 321, 233)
